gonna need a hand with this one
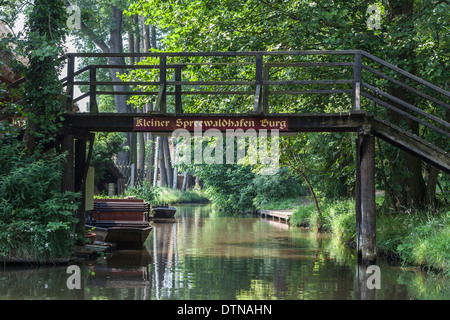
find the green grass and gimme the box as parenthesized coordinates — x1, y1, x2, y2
(257, 196, 306, 210)
(95, 187, 210, 205)
(291, 198, 355, 242)
(290, 197, 450, 275)
(154, 187, 210, 204)
(377, 209, 450, 275)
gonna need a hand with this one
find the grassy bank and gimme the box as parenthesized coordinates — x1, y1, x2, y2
(95, 187, 210, 204)
(289, 198, 450, 276)
(154, 187, 210, 204)
(257, 196, 307, 210)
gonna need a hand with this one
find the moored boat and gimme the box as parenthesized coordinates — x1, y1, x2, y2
(152, 204, 177, 219)
(86, 199, 152, 248)
(87, 222, 152, 249)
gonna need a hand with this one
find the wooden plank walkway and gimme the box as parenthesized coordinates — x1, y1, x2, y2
(260, 209, 293, 222)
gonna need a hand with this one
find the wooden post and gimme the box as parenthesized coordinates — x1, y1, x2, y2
(254, 54, 263, 113)
(355, 137, 361, 253)
(66, 54, 75, 109)
(159, 55, 167, 113)
(89, 66, 98, 113)
(75, 138, 87, 240)
(74, 139, 87, 193)
(353, 51, 362, 111)
(263, 64, 269, 113)
(355, 263, 377, 300)
(73, 133, 94, 242)
(357, 126, 376, 264)
(61, 134, 75, 193)
(175, 66, 182, 113)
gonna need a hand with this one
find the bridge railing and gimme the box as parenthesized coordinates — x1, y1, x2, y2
(359, 51, 450, 141)
(61, 50, 359, 115)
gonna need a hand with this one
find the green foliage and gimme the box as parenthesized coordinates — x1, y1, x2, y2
(19, 0, 68, 146)
(0, 141, 80, 261)
(252, 167, 306, 208)
(98, 186, 210, 205)
(153, 187, 209, 204)
(290, 203, 317, 227)
(125, 180, 160, 203)
(292, 198, 355, 242)
(378, 209, 450, 274)
(290, 197, 450, 274)
(127, 0, 449, 210)
(190, 162, 305, 213)
(0, 0, 80, 262)
(90, 132, 126, 184)
(194, 164, 257, 213)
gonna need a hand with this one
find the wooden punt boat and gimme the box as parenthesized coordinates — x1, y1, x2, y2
(86, 199, 152, 248)
(87, 222, 152, 249)
(152, 205, 177, 219)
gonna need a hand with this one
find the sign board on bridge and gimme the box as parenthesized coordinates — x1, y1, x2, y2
(134, 117, 289, 132)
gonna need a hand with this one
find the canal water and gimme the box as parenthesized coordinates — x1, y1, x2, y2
(1, 203, 448, 300)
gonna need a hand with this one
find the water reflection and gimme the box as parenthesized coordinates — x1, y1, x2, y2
(1, 204, 449, 300)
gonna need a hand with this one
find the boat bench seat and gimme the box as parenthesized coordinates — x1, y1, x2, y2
(89, 201, 151, 223)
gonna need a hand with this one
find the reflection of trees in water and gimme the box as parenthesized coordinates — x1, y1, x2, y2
(153, 221, 178, 299)
(2, 205, 446, 300)
(0, 266, 85, 300)
(86, 248, 153, 299)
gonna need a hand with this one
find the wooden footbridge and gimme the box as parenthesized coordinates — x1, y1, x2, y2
(8, 50, 450, 263)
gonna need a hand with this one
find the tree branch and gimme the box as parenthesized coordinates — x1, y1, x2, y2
(64, 0, 109, 52)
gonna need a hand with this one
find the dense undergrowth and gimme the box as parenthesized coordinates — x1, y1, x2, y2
(95, 185, 210, 205)
(0, 142, 80, 261)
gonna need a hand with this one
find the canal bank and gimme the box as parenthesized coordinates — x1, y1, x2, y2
(285, 198, 450, 277)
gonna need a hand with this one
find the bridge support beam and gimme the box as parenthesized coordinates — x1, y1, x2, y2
(74, 138, 87, 238)
(356, 127, 377, 264)
(61, 134, 75, 193)
(61, 132, 95, 244)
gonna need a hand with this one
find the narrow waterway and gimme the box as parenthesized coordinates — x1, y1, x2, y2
(1, 203, 448, 300)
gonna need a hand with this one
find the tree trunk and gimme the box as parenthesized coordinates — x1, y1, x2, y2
(158, 137, 167, 187)
(425, 166, 439, 208)
(181, 172, 188, 192)
(151, 25, 157, 49)
(162, 137, 173, 187)
(385, 0, 426, 208)
(172, 143, 178, 189)
(153, 136, 160, 187)
(107, 5, 131, 163)
(141, 15, 151, 52)
(146, 133, 155, 183)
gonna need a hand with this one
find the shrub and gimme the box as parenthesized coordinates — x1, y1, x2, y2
(291, 198, 355, 242)
(0, 142, 80, 261)
(126, 180, 160, 203)
(291, 204, 316, 227)
(252, 167, 305, 208)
